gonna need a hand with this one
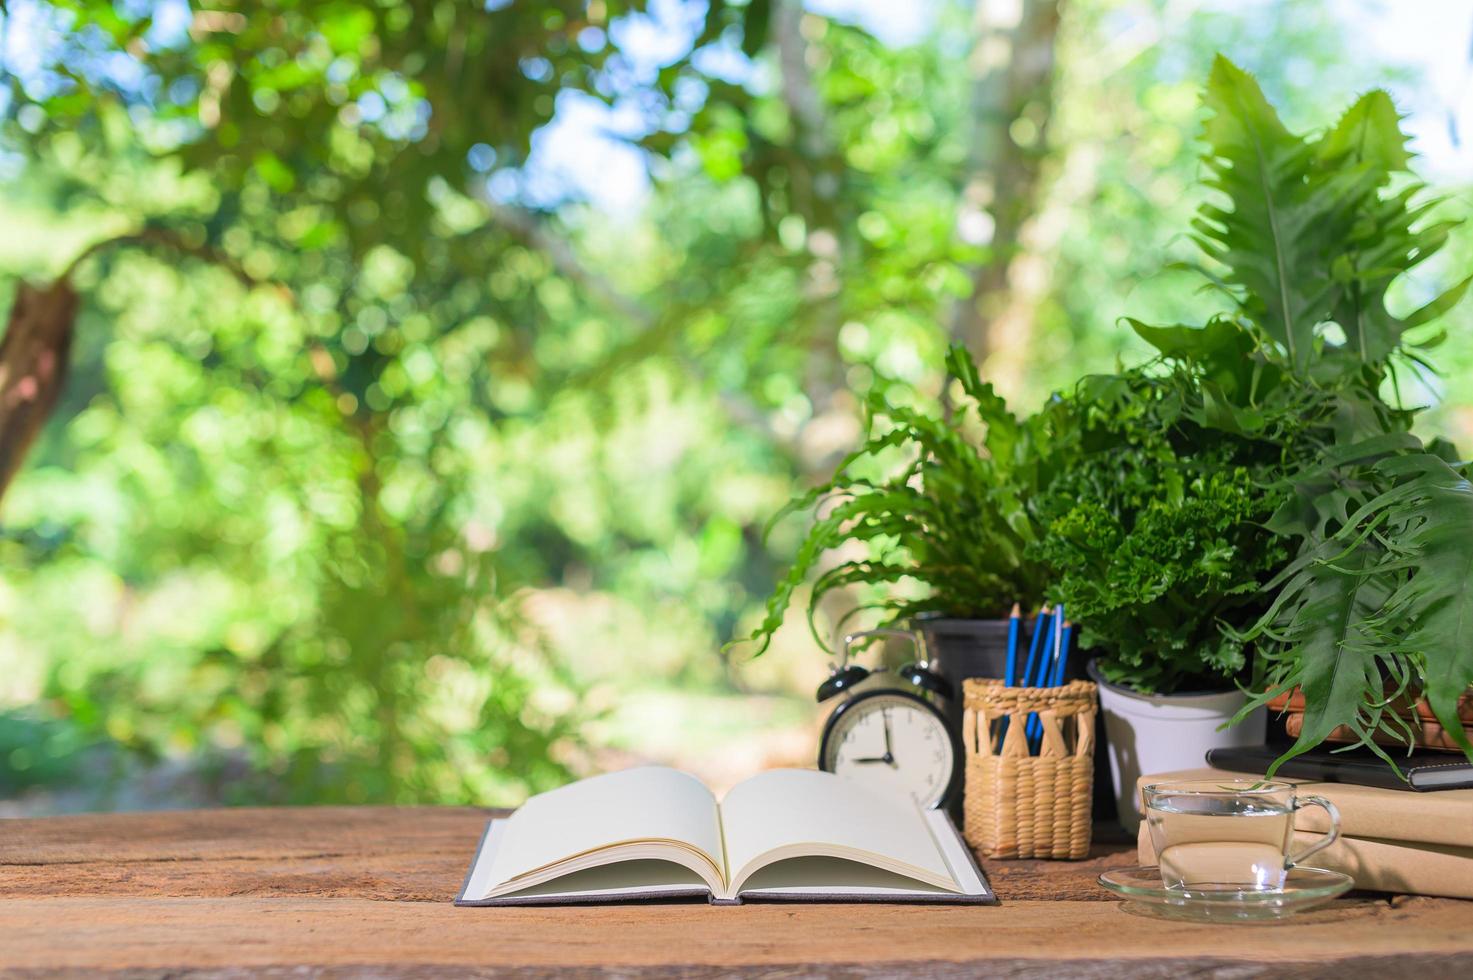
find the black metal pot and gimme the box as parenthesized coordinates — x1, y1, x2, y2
(915, 614, 1104, 819)
(914, 617, 1012, 738)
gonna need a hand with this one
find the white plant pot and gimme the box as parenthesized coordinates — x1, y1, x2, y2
(1088, 659, 1267, 835)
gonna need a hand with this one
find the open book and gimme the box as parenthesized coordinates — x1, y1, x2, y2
(456, 767, 993, 906)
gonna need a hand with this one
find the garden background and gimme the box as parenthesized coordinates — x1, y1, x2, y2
(1, 0, 1470, 813)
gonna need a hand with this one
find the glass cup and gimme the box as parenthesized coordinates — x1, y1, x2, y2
(1142, 778, 1340, 892)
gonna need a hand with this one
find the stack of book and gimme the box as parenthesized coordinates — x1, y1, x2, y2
(1136, 761, 1473, 899)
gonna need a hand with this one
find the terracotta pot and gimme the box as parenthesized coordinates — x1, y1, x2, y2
(1270, 686, 1473, 753)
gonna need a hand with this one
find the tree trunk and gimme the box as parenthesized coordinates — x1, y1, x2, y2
(0, 279, 78, 504)
(949, 0, 1062, 373)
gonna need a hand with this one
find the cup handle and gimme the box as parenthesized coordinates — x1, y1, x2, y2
(1285, 795, 1341, 869)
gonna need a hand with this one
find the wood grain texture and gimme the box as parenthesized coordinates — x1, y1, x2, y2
(2, 806, 1470, 978)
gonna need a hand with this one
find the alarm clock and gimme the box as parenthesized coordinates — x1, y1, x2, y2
(816, 628, 961, 809)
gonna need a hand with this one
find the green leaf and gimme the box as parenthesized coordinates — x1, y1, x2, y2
(740, 0, 773, 58)
(1264, 545, 1383, 776)
(1126, 317, 1249, 361)
(1194, 380, 1262, 434)
(1310, 95, 1466, 363)
(1318, 431, 1424, 469)
(1316, 90, 1411, 174)
(945, 343, 987, 401)
(1196, 56, 1382, 374)
(1403, 274, 1473, 329)
(1200, 57, 1320, 372)
(1372, 455, 1473, 755)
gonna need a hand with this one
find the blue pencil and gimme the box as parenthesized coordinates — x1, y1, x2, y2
(1026, 606, 1058, 749)
(997, 603, 1023, 747)
(1011, 605, 1049, 753)
(1019, 605, 1050, 694)
(1049, 604, 1065, 684)
(1003, 603, 1021, 686)
(1031, 616, 1077, 750)
(1050, 622, 1075, 687)
(1032, 609, 1057, 688)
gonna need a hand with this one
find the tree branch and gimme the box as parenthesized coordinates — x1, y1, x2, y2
(0, 228, 353, 512)
(61, 227, 290, 304)
(0, 279, 77, 503)
(485, 201, 655, 329)
(482, 198, 802, 462)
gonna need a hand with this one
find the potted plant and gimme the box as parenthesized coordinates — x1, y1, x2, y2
(741, 56, 1473, 831)
(1025, 365, 1283, 831)
(1055, 57, 1473, 826)
(735, 346, 1055, 737)
(1201, 64, 1473, 778)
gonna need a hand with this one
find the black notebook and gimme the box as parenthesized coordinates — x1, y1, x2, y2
(1207, 744, 1473, 791)
(456, 767, 994, 906)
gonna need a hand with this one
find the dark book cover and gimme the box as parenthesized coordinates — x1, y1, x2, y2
(1206, 744, 1473, 791)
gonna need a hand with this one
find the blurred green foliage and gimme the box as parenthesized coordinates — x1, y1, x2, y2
(1, 0, 1468, 807)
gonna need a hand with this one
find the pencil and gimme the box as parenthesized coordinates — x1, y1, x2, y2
(997, 602, 1023, 747)
(1003, 603, 1021, 687)
(1019, 605, 1050, 696)
(1051, 603, 1065, 686)
(1050, 622, 1075, 687)
(1026, 605, 1058, 747)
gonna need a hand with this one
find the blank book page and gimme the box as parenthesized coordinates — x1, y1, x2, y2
(484, 766, 723, 887)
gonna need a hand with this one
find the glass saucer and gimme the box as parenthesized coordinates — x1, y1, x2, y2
(1097, 865, 1354, 922)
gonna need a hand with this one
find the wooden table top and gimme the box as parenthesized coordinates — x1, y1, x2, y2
(3, 806, 1470, 978)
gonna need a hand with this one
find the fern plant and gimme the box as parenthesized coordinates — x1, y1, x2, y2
(1027, 368, 1294, 694)
(1148, 56, 1473, 770)
(737, 346, 1057, 655)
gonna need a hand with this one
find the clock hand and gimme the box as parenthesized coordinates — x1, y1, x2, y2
(851, 756, 892, 764)
(882, 710, 895, 766)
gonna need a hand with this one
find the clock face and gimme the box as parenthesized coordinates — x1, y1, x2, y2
(820, 692, 956, 809)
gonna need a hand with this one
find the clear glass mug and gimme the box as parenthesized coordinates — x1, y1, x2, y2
(1142, 778, 1341, 891)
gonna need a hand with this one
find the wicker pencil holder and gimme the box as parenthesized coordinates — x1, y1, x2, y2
(962, 678, 1097, 860)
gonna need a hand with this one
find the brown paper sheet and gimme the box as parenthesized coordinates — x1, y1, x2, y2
(1137, 767, 1473, 849)
(1137, 822, 1473, 900)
